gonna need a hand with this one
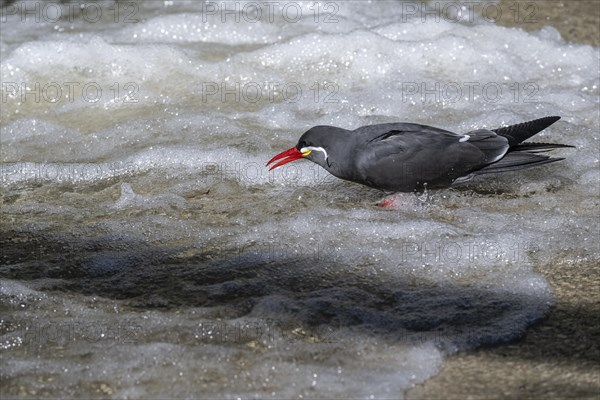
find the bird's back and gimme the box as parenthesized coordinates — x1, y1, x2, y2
(347, 123, 493, 191)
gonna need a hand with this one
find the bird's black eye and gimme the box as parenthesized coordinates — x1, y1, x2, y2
(297, 141, 306, 150)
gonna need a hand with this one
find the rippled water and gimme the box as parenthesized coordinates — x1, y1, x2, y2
(1, 1, 598, 398)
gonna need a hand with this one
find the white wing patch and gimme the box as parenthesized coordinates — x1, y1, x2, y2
(459, 135, 470, 142)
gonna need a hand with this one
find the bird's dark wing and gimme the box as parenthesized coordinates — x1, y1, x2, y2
(354, 122, 457, 140)
(352, 127, 509, 191)
(474, 152, 565, 174)
(461, 129, 510, 163)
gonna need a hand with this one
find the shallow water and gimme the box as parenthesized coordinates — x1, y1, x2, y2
(1, 1, 599, 398)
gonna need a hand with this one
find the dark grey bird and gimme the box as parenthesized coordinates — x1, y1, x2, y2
(266, 116, 572, 194)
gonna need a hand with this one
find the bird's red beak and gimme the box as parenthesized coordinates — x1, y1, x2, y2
(266, 147, 306, 171)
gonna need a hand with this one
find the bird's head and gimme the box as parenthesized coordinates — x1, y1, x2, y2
(266, 126, 337, 171)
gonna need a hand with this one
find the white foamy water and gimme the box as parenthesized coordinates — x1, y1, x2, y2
(1, 1, 598, 398)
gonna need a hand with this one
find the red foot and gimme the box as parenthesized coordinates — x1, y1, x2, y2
(377, 192, 426, 208)
(377, 193, 409, 207)
(378, 197, 397, 207)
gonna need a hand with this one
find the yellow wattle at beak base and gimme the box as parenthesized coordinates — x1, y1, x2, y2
(301, 150, 311, 157)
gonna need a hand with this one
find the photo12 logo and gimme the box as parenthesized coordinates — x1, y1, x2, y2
(199, 1, 340, 23)
(400, 81, 540, 104)
(2, 319, 142, 348)
(1, 161, 139, 185)
(1, 81, 140, 104)
(194, 319, 338, 344)
(1, 1, 140, 23)
(199, 81, 339, 104)
(192, 159, 335, 185)
(399, 1, 538, 24)
(398, 240, 539, 264)
(235, 241, 342, 263)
